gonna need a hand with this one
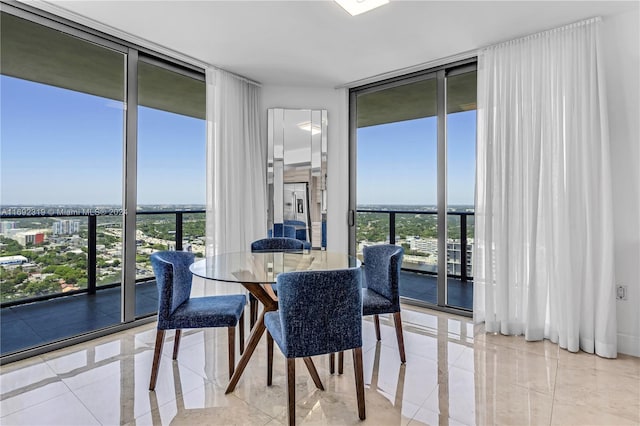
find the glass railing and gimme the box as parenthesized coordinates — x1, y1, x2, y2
(135, 211, 206, 281)
(2, 207, 470, 305)
(0, 209, 205, 307)
(356, 208, 474, 281)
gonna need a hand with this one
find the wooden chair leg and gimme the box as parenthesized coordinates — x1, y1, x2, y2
(286, 358, 296, 426)
(338, 351, 344, 375)
(228, 326, 236, 379)
(374, 314, 381, 341)
(267, 331, 274, 386)
(303, 357, 324, 390)
(149, 329, 165, 391)
(172, 329, 182, 360)
(250, 295, 258, 329)
(239, 311, 245, 355)
(352, 347, 366, 420)
(329, 353, 335, 374)
(393, 311, 406, 363)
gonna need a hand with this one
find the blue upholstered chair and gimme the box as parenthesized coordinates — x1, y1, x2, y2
(272, 221, 308, 241)
(271, 223, 283, 238)
(251, 237, 305, 252)
(269, 223, 297, 239)
(284, 219, 307, 242)
(332, 244, 406, 374)
(149, 251, 246, 390)
(254, 236, 311, 251)
(363, 244, 405, 362)
(283, 225, 297, 239)
(247, 237, 307, 329)
(265, 268, 366, 425)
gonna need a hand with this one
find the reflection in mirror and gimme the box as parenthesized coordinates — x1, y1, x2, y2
(268, 108, 327, 249)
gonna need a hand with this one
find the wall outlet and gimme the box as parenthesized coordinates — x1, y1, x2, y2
(616, 285, 628, 300)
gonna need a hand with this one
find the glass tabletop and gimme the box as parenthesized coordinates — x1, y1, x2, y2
(189, 250, 361, 284)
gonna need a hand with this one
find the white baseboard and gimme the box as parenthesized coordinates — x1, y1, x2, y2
(618, 333, 640, 357)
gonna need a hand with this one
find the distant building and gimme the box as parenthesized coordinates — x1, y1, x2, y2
(447, 239, 474, 278)
(52, 220, 81, 235)
(367, 235, 474, 278)
(0, 221, 17, 235)
(13, 231, 46, 246)
(407, 236, 438, 254)
(0, 255, 29, 266)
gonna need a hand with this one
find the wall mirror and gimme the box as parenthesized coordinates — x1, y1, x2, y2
(268, 108, 327, 249)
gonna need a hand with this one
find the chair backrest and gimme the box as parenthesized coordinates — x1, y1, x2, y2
(284, 220, 305, 228)
(267, 221, 300, 240)
(251, 237, 305, 252)
(275, 267, 362, 358)
(284, 220, 307, 241)
(150, 251, 195, 326)
(283, 225, 296, 239)
(273, 223, 283, 236)
(270, 223, 297, 239)
(363, 244, 404, 310)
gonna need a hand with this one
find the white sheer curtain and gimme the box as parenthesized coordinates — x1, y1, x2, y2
(474, 17, 617, 358)
(205, 68, 266, 256)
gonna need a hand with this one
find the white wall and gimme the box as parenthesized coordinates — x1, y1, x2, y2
(261, 7, 640, 357)
(261, 86, 349, 254)
(602, 9, 640, 357)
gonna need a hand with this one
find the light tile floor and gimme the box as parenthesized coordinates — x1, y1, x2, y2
(1, 305, 638, 425)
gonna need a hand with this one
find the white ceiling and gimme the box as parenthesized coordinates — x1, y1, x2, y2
(45, 0, 638, 87)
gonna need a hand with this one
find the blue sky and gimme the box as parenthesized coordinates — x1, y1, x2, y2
(357, 111, 476, 206)
(2, 75, 474, 207)
(1, 76, 205, 205)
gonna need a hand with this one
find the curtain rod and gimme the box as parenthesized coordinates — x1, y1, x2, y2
(338, 15, 603, 90)
(209, 66, 262, 87)
(481, 16, 602, 51)
(336, 49, 478, 89)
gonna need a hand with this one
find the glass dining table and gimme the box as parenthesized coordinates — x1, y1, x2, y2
(189, 250, 361, 393)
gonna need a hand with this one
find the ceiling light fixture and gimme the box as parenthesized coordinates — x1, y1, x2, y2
(335, 0, 389, 16)
(298, 121, 321, 135)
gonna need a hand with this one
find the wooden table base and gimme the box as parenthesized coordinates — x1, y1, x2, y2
(225, 282, 323, 393)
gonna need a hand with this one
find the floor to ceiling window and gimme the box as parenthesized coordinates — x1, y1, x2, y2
(0, 11, 126, 353)
(0, 5, 206, 360)
(445, 68, 477, 310)
(349, 60, 477, 314)
(135, 59, 206, 318)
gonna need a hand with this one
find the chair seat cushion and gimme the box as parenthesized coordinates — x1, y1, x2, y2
(160, 294, 246, 330)
(362, 288, 396, 316)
